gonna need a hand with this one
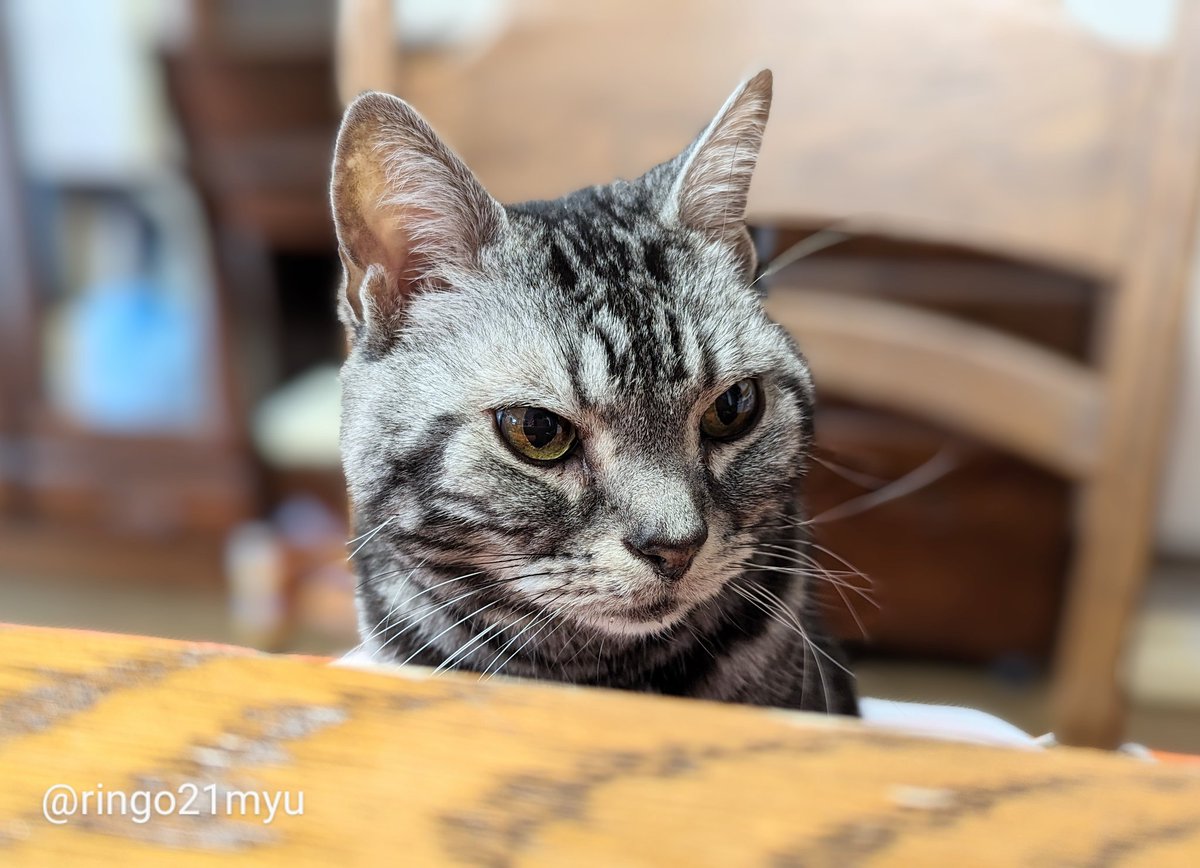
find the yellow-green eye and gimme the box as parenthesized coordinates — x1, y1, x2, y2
(701, 379, 761, 441)
(495, 407, 577, 463)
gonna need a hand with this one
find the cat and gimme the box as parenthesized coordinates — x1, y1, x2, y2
(330, 68, 858, 716)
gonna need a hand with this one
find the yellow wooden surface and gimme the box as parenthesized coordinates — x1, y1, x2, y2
(1, 624, 1198, 866)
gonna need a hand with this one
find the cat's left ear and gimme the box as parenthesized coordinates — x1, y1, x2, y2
(665, 69, 772, 274)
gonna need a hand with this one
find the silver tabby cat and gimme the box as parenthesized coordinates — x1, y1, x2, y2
(331, 69, 857, 715)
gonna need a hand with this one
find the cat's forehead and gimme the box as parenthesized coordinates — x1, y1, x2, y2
(499, 189, 757, 335)
(451, 199, 784, 419)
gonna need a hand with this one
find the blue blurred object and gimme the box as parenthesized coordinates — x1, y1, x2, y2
(54, 193, 208, 433)
(61, 274, 206, 432)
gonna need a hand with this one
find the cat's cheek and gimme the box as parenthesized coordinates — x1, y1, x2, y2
(709, 433, 798, 530)
(704, 439, 741, 480)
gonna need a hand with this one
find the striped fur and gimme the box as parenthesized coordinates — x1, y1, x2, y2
(331, 70, 857, 715)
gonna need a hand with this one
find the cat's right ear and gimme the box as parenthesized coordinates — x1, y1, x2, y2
(330, 92, 506, 348)
(662, 70, 772, 278)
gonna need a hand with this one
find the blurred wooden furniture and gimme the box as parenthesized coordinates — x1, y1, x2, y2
(161, 0, 343, 438)
(336, 0, 1200, 748)
(160, 1, 354, 645)
(0, 6, 260, 571)
(4, 623, 1200, 865)
(0, 41, 37, 517)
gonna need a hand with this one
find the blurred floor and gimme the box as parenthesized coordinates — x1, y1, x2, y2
(2, 562, 1197, 753)
(0, 570, 347, 657)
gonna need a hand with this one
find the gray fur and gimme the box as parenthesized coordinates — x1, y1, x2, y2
(331, 69, 857, 715)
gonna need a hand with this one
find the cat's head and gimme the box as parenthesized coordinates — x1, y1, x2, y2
(332, 70, 814, 637)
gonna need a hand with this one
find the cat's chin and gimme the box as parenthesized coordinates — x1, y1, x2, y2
(578, 572, 733, 638)
(593, 613, 686, 638)
(578, 597, 695, 638)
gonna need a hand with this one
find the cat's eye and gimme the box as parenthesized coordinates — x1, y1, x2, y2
(700, 379, 761, 441)
(495, 407, 577, 463)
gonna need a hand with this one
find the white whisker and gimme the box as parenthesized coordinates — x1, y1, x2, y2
(346, 515, 397, 560)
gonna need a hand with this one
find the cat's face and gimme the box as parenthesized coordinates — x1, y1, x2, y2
(333, 70, 812, 637)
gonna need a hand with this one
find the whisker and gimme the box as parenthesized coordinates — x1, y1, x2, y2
(557, 619, 593, 674)
(369, 580, 508, 658)
(752, 538, 876, 591)
(736, 563, 877, 606)
(750, 224, 852, 288)
(346, 515, 397, 560)
(479, 583, 573, 679)
(354, 554, 552, 649)
(805, 541, 873, 587)
(734, 538, 876, 594)
(829, 579, 870, 639)
(371, 569, 570, 660)
(346, 516, 395, 545)
(732, 578, 853, 681)
(595, 633, 607, 682)
(357, 552, 533, 589)
(810, 446, 958, 525)
(811, 452, 890, 489)
(682, 621, 718, 661)
(736, 546, 877, 603)
(432, 619, 506, 674)
(742, 544, 863, 577)
(349, 555, 431, 654)
(498, 587, 578, 676)
(358, 567, 502, 650)
(400, 598, 508, 667)
(476, 610, 541, 679)
(728, 581, 834, 713)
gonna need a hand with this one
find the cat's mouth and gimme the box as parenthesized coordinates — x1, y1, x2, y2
(587, 561, 738, 636)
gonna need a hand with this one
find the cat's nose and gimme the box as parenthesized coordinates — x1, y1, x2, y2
(624, 526, 708, 581)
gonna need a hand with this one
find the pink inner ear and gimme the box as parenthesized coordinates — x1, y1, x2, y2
(366, 205, 414, 279)
(356, 199, 460, 329)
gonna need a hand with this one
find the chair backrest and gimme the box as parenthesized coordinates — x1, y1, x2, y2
(346, 0, 1189, 279)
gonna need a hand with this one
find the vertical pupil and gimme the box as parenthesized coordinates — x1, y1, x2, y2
(716, 385, 743, 425)
(523, 409, 559, 448)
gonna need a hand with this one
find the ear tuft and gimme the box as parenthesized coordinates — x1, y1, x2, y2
(667, 70, 772, 265)
(330, 91, 505, 344)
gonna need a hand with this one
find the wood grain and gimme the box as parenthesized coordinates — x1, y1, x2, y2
(2, 625, 1199, 866)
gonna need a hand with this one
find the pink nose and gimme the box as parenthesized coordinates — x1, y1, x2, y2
(623, 527, 708, 581)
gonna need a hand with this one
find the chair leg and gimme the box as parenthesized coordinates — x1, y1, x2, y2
(1052, 0, 1200, 748)
(1051, 474, 1159, 749)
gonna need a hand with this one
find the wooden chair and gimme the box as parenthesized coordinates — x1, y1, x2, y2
(335, 0, 1200, 747)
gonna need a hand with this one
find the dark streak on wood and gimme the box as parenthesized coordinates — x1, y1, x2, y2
(438, 735, 839, 866)
(1076, 817, 1200, 868)
(773, 776, 1088, 866)
(0, 651, 214, 746)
